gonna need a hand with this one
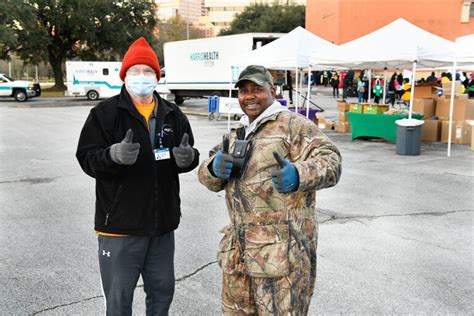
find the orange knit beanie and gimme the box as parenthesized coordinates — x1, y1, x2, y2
(119, 37, 161, 81)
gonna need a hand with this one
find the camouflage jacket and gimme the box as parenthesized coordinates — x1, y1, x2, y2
(198, 111, 341, 277)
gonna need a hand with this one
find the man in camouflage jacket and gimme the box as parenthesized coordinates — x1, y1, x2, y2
(198, 65, 342, 315)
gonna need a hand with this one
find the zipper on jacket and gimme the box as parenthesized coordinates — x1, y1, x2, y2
(105, 213, 109, 226)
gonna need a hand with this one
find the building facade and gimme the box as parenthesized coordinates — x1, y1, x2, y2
(155, 0, 204, 22)
(204, 0, 306, 34)
(306, 0, 474, 44)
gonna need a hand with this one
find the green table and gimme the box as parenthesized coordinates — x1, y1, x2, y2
(347, 112, 423, 142)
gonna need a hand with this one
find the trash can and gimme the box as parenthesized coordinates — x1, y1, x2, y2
(395, 118, 424, 155)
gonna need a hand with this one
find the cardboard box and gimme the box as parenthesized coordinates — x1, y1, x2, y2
(363, 104, 389, 114)
(421, 119, 441, 142)
(414, 84, 437, 99)
(435, 96, 474, 121)
(337, 100, 350, 112)
(412, 98, 435, 118)
(339, 111, 349, 122)
(325, 119, 335, 130)
(442, 81, 462, 96)
(441, 120, 471, 144)
(471, 125, 474, 151)
(315, 112, 325, 126)
(349, 103, 364, 113)
(335, 121, 351, 133)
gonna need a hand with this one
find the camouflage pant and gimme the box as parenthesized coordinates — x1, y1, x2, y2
(221, 239, 317, 315)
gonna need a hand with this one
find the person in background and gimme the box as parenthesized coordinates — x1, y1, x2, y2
(395, 73, 404, 100)
(323, 70, 329, 87)
(373, 75, 383, 104)
(330, 71, 340, 98)
(198, 64, 341, 315)
(468, 73, 474, 98)
(441, 72, 451, 83)
(342, 70, 354, 100)
(286, 71, 294, 104)
(426, 71, 437, 82)
(401, 78, 411, 102)
(76, 37, 200, 315)
(362, 76, 369, 102)
(387, 73, 396, 106)
(357, 76, 365, 103)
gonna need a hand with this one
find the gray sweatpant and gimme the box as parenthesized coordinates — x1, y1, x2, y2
(98, 232, 175, 316)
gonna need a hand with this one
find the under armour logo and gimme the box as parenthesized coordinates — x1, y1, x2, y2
(102, 250, 111, 257)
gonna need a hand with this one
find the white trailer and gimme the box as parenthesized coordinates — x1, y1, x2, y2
(65, 61, 123, 100)
(161, 33, 282, 104)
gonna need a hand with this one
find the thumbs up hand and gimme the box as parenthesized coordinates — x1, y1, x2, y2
(109, 129, 141, 165)
(271, 151, 299, 193)
(172, 133, 195, 168)
(211, 135, 233, 179)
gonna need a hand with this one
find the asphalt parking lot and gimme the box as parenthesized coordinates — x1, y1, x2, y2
(0, 95, 473, 315)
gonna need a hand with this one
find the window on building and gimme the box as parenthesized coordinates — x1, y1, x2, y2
(460, 0, 472, 22)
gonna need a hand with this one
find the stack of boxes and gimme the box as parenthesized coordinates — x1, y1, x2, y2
(414, 83, 474, 147)
(436, 83, 474, 146)
(335, 100, 351, 133)
(412, 84, 439, 141)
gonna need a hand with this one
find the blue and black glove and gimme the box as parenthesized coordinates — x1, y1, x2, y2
(271, 152, 299, 193)
(211, 136, 233, 179)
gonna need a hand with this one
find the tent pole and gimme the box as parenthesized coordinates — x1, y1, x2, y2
(228, 66, 233, 132)
(295, 67, 299, 112)
(368, 69, 372, 101)
(306, 65, 312, 118)
(382, 68, 387, 104)
(408, 61, 417, 119)
(447, 60, 457, 157)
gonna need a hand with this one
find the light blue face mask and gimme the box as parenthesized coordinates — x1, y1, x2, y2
(126, 74, 157, 97)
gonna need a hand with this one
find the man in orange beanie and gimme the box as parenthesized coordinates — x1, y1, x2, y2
(76, 37, 199, 315)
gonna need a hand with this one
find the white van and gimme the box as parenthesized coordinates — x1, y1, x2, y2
(65, 61, 123, 100)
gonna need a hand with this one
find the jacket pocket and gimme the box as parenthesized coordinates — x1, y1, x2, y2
(217, 225, 240, 275)
(104, 184, 123, 225)
(243, 224, 289, 278)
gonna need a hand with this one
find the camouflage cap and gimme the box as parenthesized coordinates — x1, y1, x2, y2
(235, 65, 274, 88)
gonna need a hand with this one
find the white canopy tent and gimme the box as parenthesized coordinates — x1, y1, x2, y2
(446, 34, 474, 156)
(233, 26, 336, 114)
(310, 18, 455, 118)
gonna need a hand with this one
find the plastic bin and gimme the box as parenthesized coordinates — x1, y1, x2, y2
(207, 96, 219, 113)
(287, 107, 321, 121)
(395, 119, 424, 155)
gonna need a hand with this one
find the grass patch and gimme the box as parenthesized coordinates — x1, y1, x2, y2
(41, 88, 65, 97)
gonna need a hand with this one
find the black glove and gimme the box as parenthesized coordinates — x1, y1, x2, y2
(172, 133, 195, 168)
(109, 129, 140, 165)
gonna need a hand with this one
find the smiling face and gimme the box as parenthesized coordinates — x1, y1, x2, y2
(237, 81, 276, 123)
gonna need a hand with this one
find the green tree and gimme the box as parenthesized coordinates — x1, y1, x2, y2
(219, 1, 305, 36)
(0, 0, 158, 90)
(155, 15, 203, 65)
(0, 1, 18, 60)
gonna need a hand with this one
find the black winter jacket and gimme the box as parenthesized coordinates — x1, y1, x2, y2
(76, 88, 199, 236)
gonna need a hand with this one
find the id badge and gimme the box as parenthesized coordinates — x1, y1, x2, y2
(154, 147, 170, 161)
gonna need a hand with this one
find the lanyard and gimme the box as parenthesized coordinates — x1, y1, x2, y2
(158, 128, 164, 148)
